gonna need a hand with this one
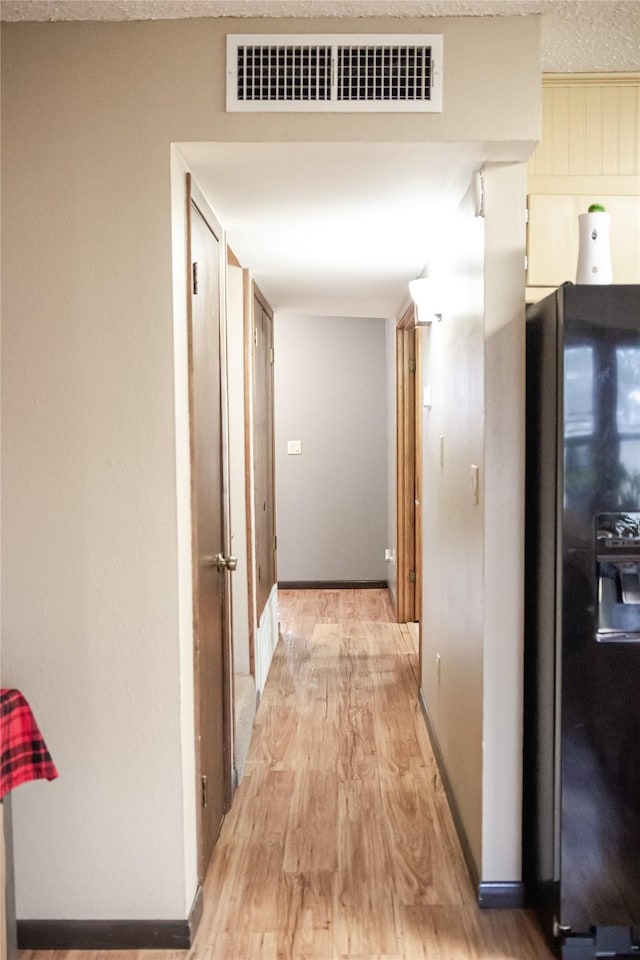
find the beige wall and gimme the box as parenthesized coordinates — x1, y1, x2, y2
(420, 188, 486, 873)
(1, 15, 540, 921)
(482, 162, 528, 880)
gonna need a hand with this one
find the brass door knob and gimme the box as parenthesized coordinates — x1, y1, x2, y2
(203, 553, 237, 572)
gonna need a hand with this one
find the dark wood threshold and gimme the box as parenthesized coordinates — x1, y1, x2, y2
(18, 884, 204, 950)
(278, 580, 388, 590)
(477, 882, 526, 908)
(17, 920, 191, 950)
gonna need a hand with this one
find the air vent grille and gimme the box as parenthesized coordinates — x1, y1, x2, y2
(227, 34, 443, 112)
(337, 45, 432, 103)
(237, 44, 332, 102)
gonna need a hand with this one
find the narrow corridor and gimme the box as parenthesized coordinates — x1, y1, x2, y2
(194, 589, 552, 959)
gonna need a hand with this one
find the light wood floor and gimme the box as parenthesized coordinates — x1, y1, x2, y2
(19, 588, 553, 960)
(196, 588, 552, 959)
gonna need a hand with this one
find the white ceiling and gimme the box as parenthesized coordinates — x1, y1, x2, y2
(4, 1, 639, 318)
(182, 141, 493, 317)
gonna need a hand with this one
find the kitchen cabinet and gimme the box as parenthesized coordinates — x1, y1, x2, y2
(526, 194, 640, 294)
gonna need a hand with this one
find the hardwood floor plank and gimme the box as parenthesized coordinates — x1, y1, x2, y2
(397, 623, 416, 657)
(471, 906, 554, 959)
(382, 776, 471, 908)
(283, 772, 338, 873)
(334, 781, 400, 958)
(202, 932, 292, 959)
(282, 871, 334, 959)
(198, 770, 295, 939)
(396, 904, 481, 959)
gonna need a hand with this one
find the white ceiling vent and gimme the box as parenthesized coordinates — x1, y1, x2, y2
(226, 34, 443, 113)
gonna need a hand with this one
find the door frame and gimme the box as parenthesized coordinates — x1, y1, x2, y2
(186, 173, 234, 879)
(242, 274, 278, 686)
(252, 281, 277, 627)
(396, 305, 423, 674)
(242, 268, 256, 677)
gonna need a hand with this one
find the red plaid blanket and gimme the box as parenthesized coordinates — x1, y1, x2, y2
(0, 688, 59, 799)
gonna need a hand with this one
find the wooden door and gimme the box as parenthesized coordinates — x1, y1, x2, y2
(187, 175, 230, 881)
(396, 319, 420, 624)
(252, 286, 276, 623)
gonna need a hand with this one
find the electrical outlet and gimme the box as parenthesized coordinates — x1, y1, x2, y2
(287, 440, 302, 455)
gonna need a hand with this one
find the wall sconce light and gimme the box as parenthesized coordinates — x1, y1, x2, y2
(409, 277, 443, 325)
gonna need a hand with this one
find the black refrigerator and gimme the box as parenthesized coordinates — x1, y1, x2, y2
(524, 284, 640, 960)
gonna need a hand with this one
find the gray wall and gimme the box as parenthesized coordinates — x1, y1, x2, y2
(274, 314, 387, 582)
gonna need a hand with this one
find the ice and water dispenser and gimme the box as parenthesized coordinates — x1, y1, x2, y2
(596, 511, 640, 641)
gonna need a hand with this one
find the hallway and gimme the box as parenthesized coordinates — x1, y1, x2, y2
(194, 588, 552, 959)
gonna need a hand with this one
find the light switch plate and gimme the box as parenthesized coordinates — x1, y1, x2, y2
(471, 464, 480, 504)
(287, 440, 302, 455)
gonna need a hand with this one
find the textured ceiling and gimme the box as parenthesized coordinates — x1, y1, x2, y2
(2, 0, 639, 73)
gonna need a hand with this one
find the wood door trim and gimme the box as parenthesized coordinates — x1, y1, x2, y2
(414, 327, 423, 680)
(186, 173, 233, 881)
(397, 301, 416, 330)
(253, 280, 271, 315)
(252, 284, 277, 625)
(396, 322, 417, 624)
(185, 173, 203, 878)
(396, 305, 422, 623)
(217, 204, 234, 817)
(260, 289, 277, 597)
(227, 244, 242, 268)
(243, 269, 256, 677)
(395, 327, 405, 621)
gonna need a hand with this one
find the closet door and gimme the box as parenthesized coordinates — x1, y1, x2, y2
(253, 287, 277, 622)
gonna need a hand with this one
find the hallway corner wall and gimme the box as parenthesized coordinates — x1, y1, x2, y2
(420, 187, 486, 878)
(420, 165, 529, 890)
(170, 145, 199, 915)
(481, 161, 528, 882)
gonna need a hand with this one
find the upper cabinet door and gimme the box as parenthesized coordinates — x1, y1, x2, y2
(526, 194, 640, 288)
